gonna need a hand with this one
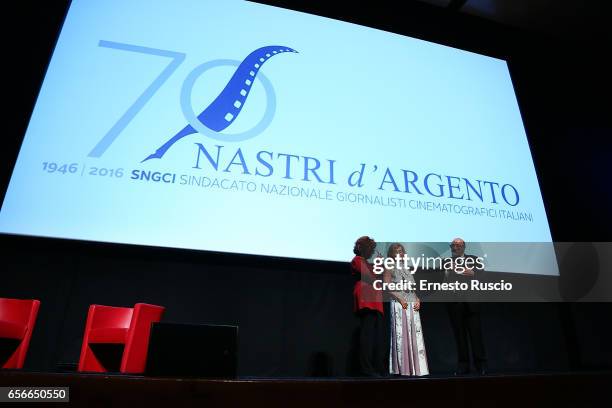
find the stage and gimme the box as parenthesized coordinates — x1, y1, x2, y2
(0, 370, 609, 407)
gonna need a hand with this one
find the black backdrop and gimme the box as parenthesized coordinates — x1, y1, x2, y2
(1, 1, 611, 376)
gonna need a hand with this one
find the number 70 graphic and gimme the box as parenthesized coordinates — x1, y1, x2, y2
(88, 40, 294, 159)
(88, 40, 186, 158)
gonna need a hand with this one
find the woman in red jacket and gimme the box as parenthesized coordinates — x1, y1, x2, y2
(351, 236, 386, 377)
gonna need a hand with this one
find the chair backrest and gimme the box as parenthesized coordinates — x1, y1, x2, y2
(0, 298, 38, 326)
(88, 305, 134, 329)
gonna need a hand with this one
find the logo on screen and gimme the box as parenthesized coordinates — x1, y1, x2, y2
(88, 42, 297, 161)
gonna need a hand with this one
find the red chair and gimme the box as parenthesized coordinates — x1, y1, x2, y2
(78, 303, 165, 374)
(0, 298, 40, 369)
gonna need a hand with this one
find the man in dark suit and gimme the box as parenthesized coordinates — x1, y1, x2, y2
(445, 237, 488, 375)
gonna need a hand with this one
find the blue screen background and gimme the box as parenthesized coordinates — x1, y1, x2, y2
(0, 0, 556, 274)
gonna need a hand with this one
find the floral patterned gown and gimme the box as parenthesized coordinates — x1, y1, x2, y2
(388, 265, 429, 376)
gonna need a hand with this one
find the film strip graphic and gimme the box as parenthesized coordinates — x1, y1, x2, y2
(143, 46, 297, 162)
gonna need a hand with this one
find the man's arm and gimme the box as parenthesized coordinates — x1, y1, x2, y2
(462, 254, 484, 278)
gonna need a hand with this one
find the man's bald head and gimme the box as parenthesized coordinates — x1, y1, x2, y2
(451, 237, 466, 257)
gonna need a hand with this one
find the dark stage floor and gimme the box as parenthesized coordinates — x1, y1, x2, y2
(1, 370, 610, 407)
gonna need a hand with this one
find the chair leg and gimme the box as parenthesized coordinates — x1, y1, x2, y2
(78, 344, 106, 372)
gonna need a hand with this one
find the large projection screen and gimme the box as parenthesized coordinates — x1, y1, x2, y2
(0, 0, 555, 273)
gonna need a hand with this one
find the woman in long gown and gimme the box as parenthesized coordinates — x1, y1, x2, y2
(385, 243, 429, 376)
